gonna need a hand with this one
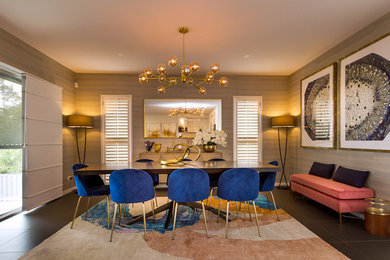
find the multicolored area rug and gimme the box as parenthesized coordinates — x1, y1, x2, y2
(21, 196, 348, 259)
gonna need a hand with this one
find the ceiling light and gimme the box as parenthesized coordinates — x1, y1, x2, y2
(138, 26, 229, 94)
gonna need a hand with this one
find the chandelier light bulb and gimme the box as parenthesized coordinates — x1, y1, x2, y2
(218, 76, 229, 87)
(157, 64, 166, 74)
(158, 86, 166, 94)
(144, 68, 153, 77)
(190, 62, 200, 72)
(199, 87, 207, 95)
(210, 63, 219, 73)
(181, 65, 192, 76)
(139, 73, 148, 84)
(169, 77, 178, 85)
(168, 56, 178, 67)
(158, 74, 166, 83)
(205, 72, 214, 83)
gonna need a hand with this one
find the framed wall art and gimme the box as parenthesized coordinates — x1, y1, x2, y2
(339, 34, 390, 151)
(301, 63, 336, 148)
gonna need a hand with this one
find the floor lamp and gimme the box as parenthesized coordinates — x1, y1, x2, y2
(271, 115, 295, 189)
(67, 115, 94, 164)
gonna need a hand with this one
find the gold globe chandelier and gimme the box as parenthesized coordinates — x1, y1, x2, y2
(138, 27, 229, 94)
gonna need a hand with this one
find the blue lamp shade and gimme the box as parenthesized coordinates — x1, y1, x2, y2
(67, 115, 94, 128)
(271, 116, 295, 128)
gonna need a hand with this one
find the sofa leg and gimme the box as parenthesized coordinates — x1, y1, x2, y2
(339, 213, 342, 224)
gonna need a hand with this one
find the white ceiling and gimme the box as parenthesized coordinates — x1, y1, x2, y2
(0, 0, 389, 75)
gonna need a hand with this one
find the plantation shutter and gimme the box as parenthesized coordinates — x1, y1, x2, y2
(234, 97, 262, 162)
(102, 96, 131, 166)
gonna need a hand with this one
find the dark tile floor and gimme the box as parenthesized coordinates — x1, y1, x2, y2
(0, 189, 389, 260)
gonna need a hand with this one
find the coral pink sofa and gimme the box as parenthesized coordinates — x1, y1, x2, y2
(291, 174, 374, 223)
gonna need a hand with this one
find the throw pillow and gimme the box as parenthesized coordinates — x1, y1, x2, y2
(308, 162, 335, 179)
(333, 166, 369, 188)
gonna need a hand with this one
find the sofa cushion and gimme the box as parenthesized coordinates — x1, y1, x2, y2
(333, 166, 369, 188)
(291, 174, 374, 200)
(309, 162, 335, 179)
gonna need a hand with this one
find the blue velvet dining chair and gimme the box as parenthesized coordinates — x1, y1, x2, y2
(207, 158, 226, 206)
(109, 169, 155, 242)
(71, 164, 110, 229)
(135, 159, 159, 207)
(259, 161, 280, 221)
(217, 168, 261, 238)
(168, 168, 210, 239)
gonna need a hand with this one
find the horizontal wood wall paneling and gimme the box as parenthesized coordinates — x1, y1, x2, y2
(75, 74, 290, 168)
(0, 27, 77, 192)
(288, 12, 390, 199)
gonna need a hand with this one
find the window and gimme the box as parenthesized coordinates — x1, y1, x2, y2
(0, 67, 23, 217)
(233, 96, 262, 162)
(101, 95, 132, 166)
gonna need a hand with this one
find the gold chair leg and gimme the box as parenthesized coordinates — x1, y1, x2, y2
(71, 196, 82, 229)
(201, 201, 209, 238)
(208, 188, 214, 207)
(217, 199, 221, 223)
(106, 195, 110, 228)
(269, 191, 280, 221)
(118, 204, 122, 225)
(151, 200, 156, 222)
(86, 197, 91, 218)
(154, 187, 158, 207)
(265, 193, 271, 210)
(110, 203, 118, 242)
(172, 201, 178, 240)
(225, 201, 230, 238)
(239, 202, 242, 211)
(252, 200, 261, 237)
(142, 202, 147, 240)
(339, 213, 342, 224)
(247, 201, 252, 222)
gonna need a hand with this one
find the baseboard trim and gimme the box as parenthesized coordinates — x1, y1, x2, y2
(63, 186, 76, 195)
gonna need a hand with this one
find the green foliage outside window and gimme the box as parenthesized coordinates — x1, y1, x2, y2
(0, 149, 22, 173)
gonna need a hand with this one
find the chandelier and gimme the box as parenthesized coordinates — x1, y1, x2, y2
(138, 27, 229, 94)
(168, 107, 205, 117)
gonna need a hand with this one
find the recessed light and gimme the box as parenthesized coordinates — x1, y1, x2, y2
(118, 53, 124, 57)
(243, 54, 251, 59)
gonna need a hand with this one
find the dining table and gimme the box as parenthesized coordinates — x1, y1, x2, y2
(74, 160, 280, 228)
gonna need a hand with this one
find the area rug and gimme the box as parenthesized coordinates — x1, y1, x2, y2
(20, 196, 348, 260)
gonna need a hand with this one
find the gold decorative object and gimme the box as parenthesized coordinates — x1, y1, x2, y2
(138, 26, 229, 94)
(161, 143, 201, 165)
(168, 107, 205, 117)
(203, 144, 216, 153)
(154, 143, 161, 153)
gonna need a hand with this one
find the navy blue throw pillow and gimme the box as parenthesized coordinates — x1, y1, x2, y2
(333, 166, 369, 188)
(309, 162, 335, 179)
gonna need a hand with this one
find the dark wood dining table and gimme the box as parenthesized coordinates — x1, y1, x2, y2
(74, 161, 280, 228)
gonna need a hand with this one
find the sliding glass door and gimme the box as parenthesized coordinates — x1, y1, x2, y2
(0, 71, 23, 217)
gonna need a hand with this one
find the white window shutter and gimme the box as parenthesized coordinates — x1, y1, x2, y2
(234, 97, 262, 162)
(101, 96, 131, 167)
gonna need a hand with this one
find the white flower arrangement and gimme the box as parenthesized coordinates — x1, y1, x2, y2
(192, 130, 227, 147)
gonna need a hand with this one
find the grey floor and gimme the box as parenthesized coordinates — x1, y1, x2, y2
(0, 189, 389, 260)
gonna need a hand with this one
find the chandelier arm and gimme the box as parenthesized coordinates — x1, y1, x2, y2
(194, 80, 206, 87)
(192, 77, 207, 80)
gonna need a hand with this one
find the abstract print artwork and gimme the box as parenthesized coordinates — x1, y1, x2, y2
(340, 34, 390, 151)
(301, 64, 336, 148)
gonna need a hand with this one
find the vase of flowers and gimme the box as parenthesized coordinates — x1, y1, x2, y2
(192, 130, 227, 153)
